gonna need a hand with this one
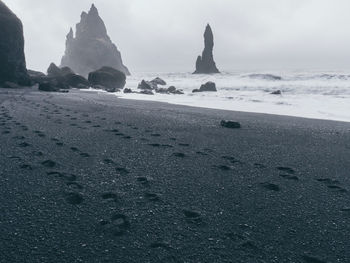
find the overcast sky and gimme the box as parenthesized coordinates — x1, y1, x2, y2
(4, 0, 350, 73)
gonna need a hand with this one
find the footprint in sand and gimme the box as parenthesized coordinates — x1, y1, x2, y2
(144, 192, 161, 202)
(279, 174, 299, 181)
(19, 142, 31, 148)
(103, 159, 115, 165)
(178, 143, 190, 147)
(213, 165, 231, 171)
(172, 152, 186, 158)
(19, 164, 33, 170)
(116, 167, 129, 175)
(151, 133, 161, 137)
(80, 153, 90, 158)
(196, 151, 208, 156)
(70, 147, 79, 152)
(316, 178, 348, 193)
(260, 182, 280, 191)
(149, 242, 172, 249)
(41, 160, 56, 168)
(65, 192, 84, 205)
(277, 167, 295, 174)
(101, 192, 119, 202)
(222, 156, 244, 165)
(148, 143, 161, 147)
(66, 182, 83, 190)
(302, 254, 327, 263)
(63, 173, 77, 182)
(183, 209, 202, 224)
(161, 144, 173, 148)
(137, 176, 151, 186)
(101, 214, 130, 236)
(32, 151, 44, 157)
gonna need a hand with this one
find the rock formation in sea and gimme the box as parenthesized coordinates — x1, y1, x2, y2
(0, 1, 29, 85)
(193, 24, 220, 74)
(60, 4, 130, 77)
(192, 81, 217, 93)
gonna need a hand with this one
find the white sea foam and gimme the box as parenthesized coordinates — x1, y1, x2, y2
(102, 70, 350, 122)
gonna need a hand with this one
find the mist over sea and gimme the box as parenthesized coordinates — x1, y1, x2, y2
(94, 70, 350, 123)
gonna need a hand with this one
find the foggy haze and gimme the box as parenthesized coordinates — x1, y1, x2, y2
(4, 0, 350, 73)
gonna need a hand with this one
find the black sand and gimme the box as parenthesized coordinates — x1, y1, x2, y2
(0, 88, 349, 262)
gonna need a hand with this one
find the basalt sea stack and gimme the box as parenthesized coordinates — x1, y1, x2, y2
(60, 4, 130, 77)
(0, 1, 29, 85)
(193, 24, 220, 74)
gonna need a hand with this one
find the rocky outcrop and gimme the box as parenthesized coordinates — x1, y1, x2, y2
(88, 66, 126, 92)
(123, 88, 133, 94)
(192, 81, 217, 93)
(27, 70, 46, 86)
(138, 80, 157, 90)
(34, 63, 89, 92)
(137, 77, 183, 95)
(151, 77, 167, 86)
(155, 86, 184, 95)
(193, 24, 220, 74)
(60, 4, 130, 77)
(0, 1, 29, 85)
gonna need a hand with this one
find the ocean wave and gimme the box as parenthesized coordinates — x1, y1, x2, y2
(245, 74, 283, 81)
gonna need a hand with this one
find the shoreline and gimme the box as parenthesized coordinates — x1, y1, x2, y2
(1, 88, 350, 262)
(83, 87, 350, 125)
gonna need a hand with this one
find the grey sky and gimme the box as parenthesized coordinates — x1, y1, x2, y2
(4, 0, 350, 72)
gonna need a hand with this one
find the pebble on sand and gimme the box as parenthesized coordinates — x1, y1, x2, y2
(220, 120, 241, 129)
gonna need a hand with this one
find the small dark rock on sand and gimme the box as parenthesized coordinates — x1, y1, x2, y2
(271, 90, 282, 95)
(220, 120, 241, 129)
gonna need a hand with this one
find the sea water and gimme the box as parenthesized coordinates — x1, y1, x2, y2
(109, 70, 350, 122)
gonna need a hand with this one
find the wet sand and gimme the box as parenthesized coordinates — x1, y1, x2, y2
(0, 87, 349, 263)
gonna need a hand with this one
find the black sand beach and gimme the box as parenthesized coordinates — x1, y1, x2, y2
(0, 88, 349, 263)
